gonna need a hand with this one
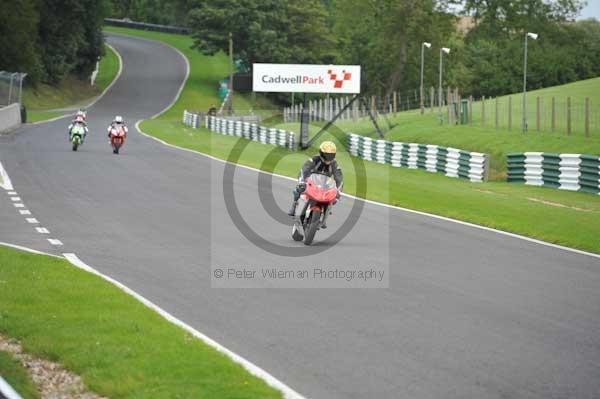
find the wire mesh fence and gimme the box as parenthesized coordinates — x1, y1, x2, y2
(0, 71, 27, 107)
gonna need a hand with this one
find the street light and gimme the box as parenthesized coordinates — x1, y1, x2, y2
(420, 42, 431, 114)
(228, 31, 234, 115)
(522, 32, 538, 132)
(439, 47, 450, 123)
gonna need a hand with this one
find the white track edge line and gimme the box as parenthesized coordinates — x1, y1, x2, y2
(4, 39, 304, 398)
(105, 31, 188, 121)
(0, 242, 63, 258)
(150, 43, 189, 120)
(0, 376, 23, 399)
(135, 122, 600, 260)
(83, 42, 124, 111)
(0, 160, 14, 190)
(62, 253, 305, 399)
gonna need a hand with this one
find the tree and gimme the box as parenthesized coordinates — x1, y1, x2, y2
(333, 0, 456, 95)
(0, 0, 42, 83)
(37, 0, 108, 84)
(453, 0, 594, 96)
(107, 0, 192, 26)
(188, 0, 334, 65)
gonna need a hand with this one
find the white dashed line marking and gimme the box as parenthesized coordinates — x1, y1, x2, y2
(47, 239, 63, 246)
(10, 197, 21, 202)
(19, 210, 31, 215)
(26, 218, 39, 224)
(35, 227, 50, 234)
(14, 203, 24, 208)
(8, 191, 17, 195)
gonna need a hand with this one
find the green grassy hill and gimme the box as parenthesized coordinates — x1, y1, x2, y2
(315, 77, 600, 179)
(22, 44, 120, 122)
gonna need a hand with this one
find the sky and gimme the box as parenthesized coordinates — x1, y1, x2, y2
(448, 1, 600, 20)
(578, 1, 600, 20)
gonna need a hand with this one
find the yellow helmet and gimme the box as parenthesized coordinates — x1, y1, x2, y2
(319, 141, 337, 162)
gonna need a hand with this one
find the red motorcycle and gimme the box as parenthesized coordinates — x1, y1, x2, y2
(291, 173, 338, 245)
(109, 125, 126, 154)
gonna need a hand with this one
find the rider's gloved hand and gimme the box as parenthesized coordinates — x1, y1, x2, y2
(297, 182, 307, 193)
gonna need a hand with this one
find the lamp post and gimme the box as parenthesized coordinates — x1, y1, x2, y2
(228, 32, 234, 115)
(522, 32, 538, 132)
(438, 47, 450, 123)
(420, 42, 431, 114)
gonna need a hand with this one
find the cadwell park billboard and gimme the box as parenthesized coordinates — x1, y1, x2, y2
(252, 63, 361, 94)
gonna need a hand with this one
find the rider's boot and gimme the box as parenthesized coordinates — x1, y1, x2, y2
(288, 201, 298, 217)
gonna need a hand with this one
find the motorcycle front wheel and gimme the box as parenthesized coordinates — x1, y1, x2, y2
(303, 210, 321, 246)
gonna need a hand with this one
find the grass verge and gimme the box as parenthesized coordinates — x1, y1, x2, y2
(108, 26, 600, 254)
(26, 110, 64, 123)
(297, 77, 600, 179)
(321, 108, 600, 180)
(94, 44, 120, 93)
(22, 44, 120, 122)
(0, 245, 282, 399)
(0, 351, 39, 399)
(103, 26, 273, 115)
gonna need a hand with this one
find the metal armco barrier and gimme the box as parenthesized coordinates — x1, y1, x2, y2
(348, 133, 489, 182)
(183, 111, 295, 150)
(507, 152, 600, 194)
(104, 18, 191, 35)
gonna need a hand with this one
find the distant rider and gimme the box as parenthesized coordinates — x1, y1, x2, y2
(288, 141, 343, 226)
(67, 114, 88, 142)
(107, 115, 128, 138)
(76, 109, 87, 121)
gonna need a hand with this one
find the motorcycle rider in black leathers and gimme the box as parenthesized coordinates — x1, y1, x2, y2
(288, 141, 343, 228)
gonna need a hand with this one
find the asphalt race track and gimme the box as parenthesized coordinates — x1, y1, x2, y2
(1, 33, 600, 399)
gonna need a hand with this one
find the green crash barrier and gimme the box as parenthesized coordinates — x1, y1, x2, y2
(507, 152, 600, 194)
(347, 133, 489, 182)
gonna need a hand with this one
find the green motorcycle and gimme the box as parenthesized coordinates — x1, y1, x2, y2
(70, 125, 85, 151)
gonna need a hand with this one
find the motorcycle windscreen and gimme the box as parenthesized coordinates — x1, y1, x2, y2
(310, 173, 336, 190)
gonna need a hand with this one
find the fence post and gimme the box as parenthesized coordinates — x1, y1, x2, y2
(469, 95, 473, 125)
(567, 96, 572, 136)
(447, 87, 452, 124)
(482, 96, 486, 127)
(536, 96, 540, 132)
(371, 95, 376, 116)
(585, 97, 590, 137)
(393, 91, 397, 114)
(551, 97, 556, 132)
(495, 97, 499, 129)
(508, 96, 512, 130)
(430, 86, 434, 112)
